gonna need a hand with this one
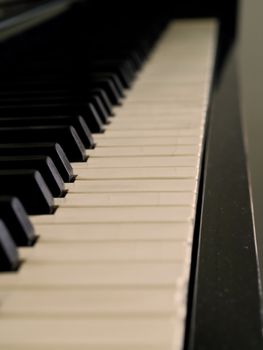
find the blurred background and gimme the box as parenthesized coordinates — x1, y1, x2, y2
(239, 0, 263, 282)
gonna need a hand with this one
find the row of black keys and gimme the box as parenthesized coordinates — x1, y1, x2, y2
(0, 6, 165, 272)
(0, 82, 128, 271)
(0, 69, 135, 271)
(0, 55, 142, 273)
(0, 76, 124, 211)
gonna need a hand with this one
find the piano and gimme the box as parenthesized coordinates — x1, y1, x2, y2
(0, 0, 262, 349)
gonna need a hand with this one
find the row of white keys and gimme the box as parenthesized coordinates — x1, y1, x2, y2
(0, 20, 217, 349)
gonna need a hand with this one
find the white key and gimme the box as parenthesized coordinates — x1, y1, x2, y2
(76, 167, 197, 180)
(86, 146, 199, 157)
(100, 129, 202, 138)
(66, 179, 196, 193)
(74, 156, 199, 168)
(35, 222, 194, 242)
(0, 262, 187, 288)
(19, 241, 190, 263)
(31, 206, 194, 224)
(106, 121, 204, 130)
(93, 136, 200, 147)
(55, 192, 194, 207)
(0, 288, 183, 316)
(0, 316, 185, 350)
(111, 105, 203, 117)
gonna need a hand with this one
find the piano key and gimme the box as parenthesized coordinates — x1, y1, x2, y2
(55, 192, 193, 207)
(0, 316, 184, 350)
(90, 59, 135, 87)
(66, 179, 196, 193)
(125, 81, 209, 92)
(0, 101, 105, 134)
(92, 73, 125, 98)
(93, 136, 200, 146)
(0, 156, 65, 198)
(5, 76, 122, 107)
(107, 121, 204, 130)
(92, 77, 121, 105)
(0, 288, 182, 316)
(111, 104, 205, 116)
(92, 88, 114, 116)
(0, 87, 114, 120)
(1, 75, 121, 97)
(0, 116, 94, 149)
(125, 93, 206, 103)
(0, 126, 86, 162)
(19, 240, 189, 263)
(74, 156, 199, 168)
(76, 167, 197, 180)
(110, 113, 204, 122)
(0, 197, 36, 246)
(97, 129, 203, 138)
(0, 170, 54, 214)
(35, 222, 194, 242)
(0, 98, 114, 127)
(0, 219, 19, 272)
(85, 145, 199, 157)
(88, 95, 110, 124)
(0, 143, 74, 183)
(123, 102, 206, 113)
(31, 206, 194, 224)
(0, 261, 187, 287)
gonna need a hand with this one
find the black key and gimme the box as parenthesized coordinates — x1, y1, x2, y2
(81, 102, 104, 133)
(0, 219, 19, 272)
(0, 115, 94, 149)
(0, 103, 104, 134)
(0, 76, 120, 107)
(92, 89, 113, 116)
(0, 87, 114, 117)
(0, 197, 37, 246)
(90, 60, 133, 88)
(92, 77, 121, 105)
(0, 170, 54, 214)
(0, 126, 86, 162)
(92, 73, 125, 97)
(88, 96, 109, 124)
(0, 155, 65, 197)
(0, 143, 74, 182)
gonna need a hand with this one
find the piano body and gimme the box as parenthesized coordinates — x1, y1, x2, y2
(0, 0, 262, 349)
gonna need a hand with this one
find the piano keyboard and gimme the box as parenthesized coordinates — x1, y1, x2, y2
(0, 19, 216, 350)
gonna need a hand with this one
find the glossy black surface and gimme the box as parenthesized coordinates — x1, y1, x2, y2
(0, 155, 65, 197)
(0, 143, 74, 182)
(0, 125, 86, 162)
(0, 196, 36, 246)
(0, 219, 19, 272)
(0, 170, 54, 214)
